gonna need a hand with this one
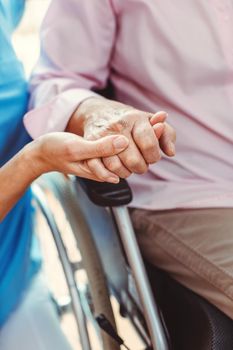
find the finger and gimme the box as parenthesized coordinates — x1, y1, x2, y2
(78, 135, 129, 160)
(115, 132, 148, 173)
(149, 111, 168, 125)
(103, 155, 132, 178)
(153, 122, 165, 139)
(68, 161, 105, 181)
(132, 120, 161, 165)
(70, 168, 105, 182)
(159, 123, 176, 156)
(86, 158, 120, 183)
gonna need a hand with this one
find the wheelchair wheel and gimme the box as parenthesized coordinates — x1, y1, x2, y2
(44, 174, 120, 350)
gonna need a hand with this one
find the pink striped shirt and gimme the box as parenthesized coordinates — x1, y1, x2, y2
(24, 0, 233, 210)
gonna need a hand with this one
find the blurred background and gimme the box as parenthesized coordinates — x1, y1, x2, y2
(13, 1, 141, 349)
(13, 0, 50, 77)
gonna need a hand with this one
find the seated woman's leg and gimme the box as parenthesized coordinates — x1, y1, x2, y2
(131, 208, 233, 320)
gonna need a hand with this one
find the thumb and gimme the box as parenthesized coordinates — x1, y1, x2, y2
(80, 135, 129, 159)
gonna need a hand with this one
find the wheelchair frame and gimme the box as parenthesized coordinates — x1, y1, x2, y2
(32, 174, 169, 350)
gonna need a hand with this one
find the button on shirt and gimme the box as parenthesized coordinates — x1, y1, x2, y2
(25, 0, 233, 210)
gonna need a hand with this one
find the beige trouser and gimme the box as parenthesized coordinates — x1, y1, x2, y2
(130, 208, 233, 320)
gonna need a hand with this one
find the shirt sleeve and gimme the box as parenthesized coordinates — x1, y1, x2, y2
(24, 0, 117, 139)
(2, 0, 25, 31)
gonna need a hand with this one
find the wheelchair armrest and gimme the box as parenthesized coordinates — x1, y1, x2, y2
(76, 178, 132, 207)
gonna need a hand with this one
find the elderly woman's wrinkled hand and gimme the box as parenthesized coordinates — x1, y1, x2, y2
(68, 97, 176, 179)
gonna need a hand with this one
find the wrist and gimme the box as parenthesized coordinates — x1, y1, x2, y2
(66, 96, 105, 136)
(21, 140, 46, 180)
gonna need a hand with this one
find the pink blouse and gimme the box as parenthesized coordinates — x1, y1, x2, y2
(24, 0, 233, 210)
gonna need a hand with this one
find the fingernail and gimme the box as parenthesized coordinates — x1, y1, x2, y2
(113, 136, 128, 149)
(156, 111, 168, 117)
(170, 143, 175, 155)
(108, 177, 120, 183)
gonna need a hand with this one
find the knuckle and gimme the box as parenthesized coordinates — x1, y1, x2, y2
(142, 142, 156, 153)
(85, 133, 96, 141)
(134, 124, 148, 137)
(127, 157, 141, 170)
(110, 119, 127, 132)
(127, 109, 145, 120)
(95, 143, 105, 155)
(122, 172, 131, 179)
(136, 164, 148, 174)
(148, 153, 161, 164)
(64, 143, 75, 158)
(110, 163, 122, 173)
(95, 117, 127, 134)
(87, 159, 97, 170)
(88, 163, 107, 181)
(126, 156, 148, 173)
(151, 148, 161, 159)
(105, 158, 121, 172)
(118, 168, 131, 178)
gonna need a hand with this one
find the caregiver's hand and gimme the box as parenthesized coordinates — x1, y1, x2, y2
(0, 132, 129, 222)
(67, 98, 176, 179)
(29, 132, 129, 183)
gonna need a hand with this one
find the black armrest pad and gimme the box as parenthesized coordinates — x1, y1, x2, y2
(76, 178, 132, 207)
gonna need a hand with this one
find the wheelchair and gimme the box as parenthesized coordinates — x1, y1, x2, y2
(32, 173, 233, 350)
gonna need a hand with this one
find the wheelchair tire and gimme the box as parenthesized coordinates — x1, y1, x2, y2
(46, 175, 120, 350)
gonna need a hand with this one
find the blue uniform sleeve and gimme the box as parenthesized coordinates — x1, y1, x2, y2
(1, 0, 25, 31)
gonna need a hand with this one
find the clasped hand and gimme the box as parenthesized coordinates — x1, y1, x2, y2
(67, 98, 176, 183)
